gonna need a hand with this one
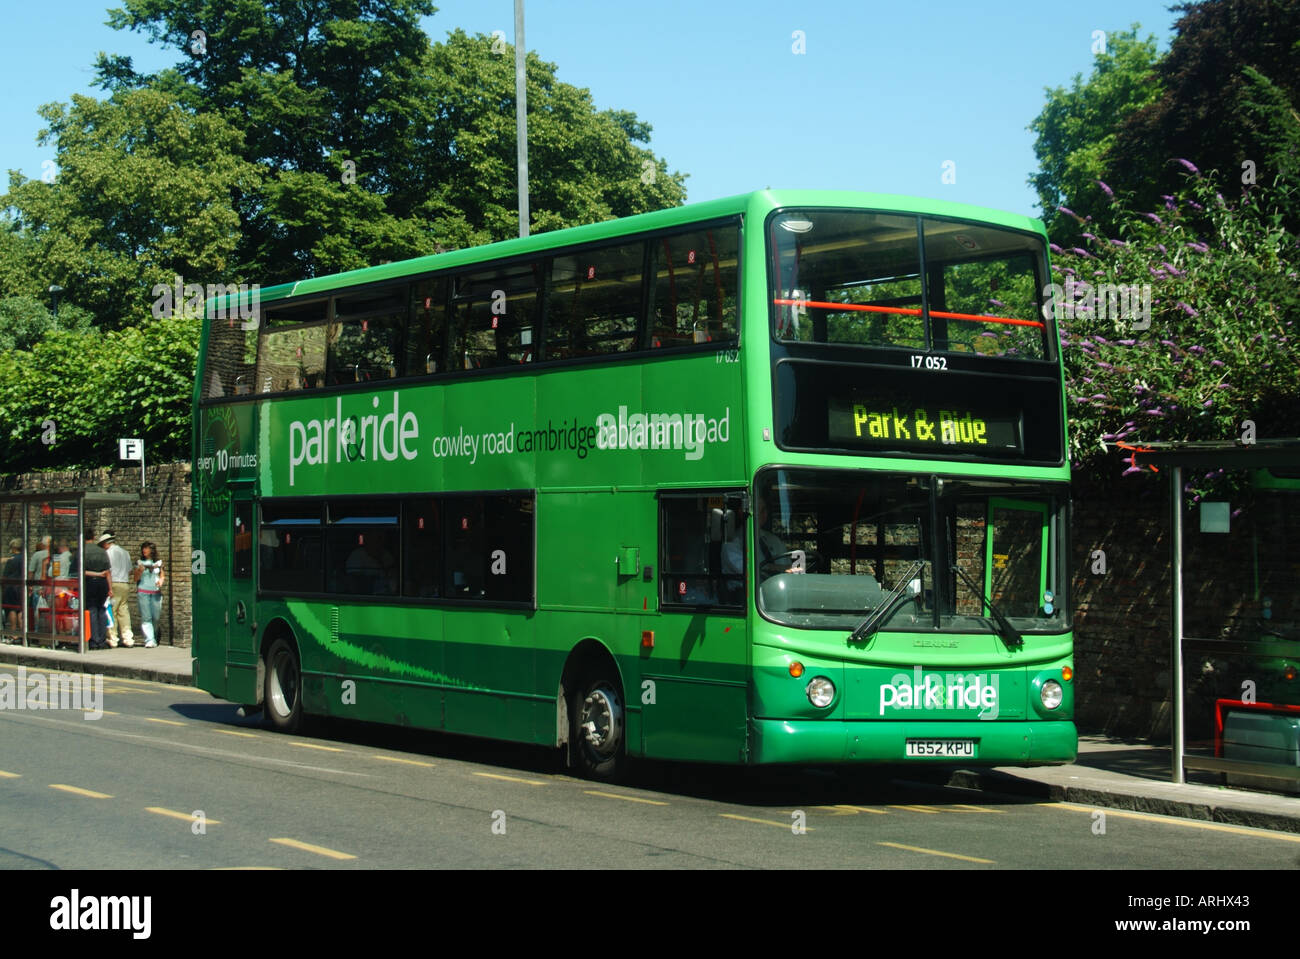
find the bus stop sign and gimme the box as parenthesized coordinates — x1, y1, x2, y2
(118, 438, 145, 489)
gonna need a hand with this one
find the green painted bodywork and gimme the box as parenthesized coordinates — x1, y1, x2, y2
(192, 190, 1076, 766)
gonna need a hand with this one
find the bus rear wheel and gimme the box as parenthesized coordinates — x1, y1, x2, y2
(264, 637, 303, 733)
(571, 671, 625, 781)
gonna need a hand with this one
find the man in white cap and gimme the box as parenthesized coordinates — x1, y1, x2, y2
(99, 531, 135, 648)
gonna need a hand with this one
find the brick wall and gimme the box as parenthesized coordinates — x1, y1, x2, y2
(1071, 472, 1300, 742)
(1070, 476, 1173, 739)
(0, 463, 193, 646)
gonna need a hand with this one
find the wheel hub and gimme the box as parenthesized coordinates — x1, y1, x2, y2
(580, 686, 622, 758)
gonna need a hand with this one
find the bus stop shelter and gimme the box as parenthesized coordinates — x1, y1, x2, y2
(1123, 439, 1300, 792)
(0, 491, 140, 652)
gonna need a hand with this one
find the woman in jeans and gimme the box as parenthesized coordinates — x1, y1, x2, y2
(132, 541, 165, 648)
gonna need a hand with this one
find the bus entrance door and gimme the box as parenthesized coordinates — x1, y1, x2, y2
(225, 495, 259, 704)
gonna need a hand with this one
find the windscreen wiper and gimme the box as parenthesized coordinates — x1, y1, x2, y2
(849, 558, 927, 645)
(950, 564, 1023, 648)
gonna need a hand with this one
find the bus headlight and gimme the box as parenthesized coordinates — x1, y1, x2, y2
(1040, 680, 1064, 710)
(806, 677, 836, 708)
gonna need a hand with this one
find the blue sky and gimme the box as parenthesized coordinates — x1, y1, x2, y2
(1, 1, 1180, 219)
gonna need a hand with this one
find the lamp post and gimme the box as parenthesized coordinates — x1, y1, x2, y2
(515, 0, 529, 238)
(48, 284, 63, 316)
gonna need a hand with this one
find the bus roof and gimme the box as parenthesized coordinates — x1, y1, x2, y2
(211, 189, 1047, 311)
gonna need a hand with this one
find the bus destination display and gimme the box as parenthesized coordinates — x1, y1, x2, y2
(828, 396, 1022, 453)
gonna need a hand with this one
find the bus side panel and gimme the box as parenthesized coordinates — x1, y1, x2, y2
(638, 611, 750, 763)
(536, 491, 632, 612)
(441, 608, 538, 743)
(290, 599, 445, 729)
(281, 598, 543, 745)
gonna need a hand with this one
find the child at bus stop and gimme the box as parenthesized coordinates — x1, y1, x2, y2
(132, 541, 164, 648)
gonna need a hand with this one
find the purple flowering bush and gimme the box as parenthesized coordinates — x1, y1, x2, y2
(1052, 166, 1300, 498)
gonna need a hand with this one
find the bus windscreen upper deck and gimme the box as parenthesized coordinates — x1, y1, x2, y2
(768, 209, 1051, 356)
(767, 208, 1064, 466)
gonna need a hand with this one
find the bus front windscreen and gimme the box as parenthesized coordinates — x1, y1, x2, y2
(769, 209, 1050, 358)
(754, 469, 1068, 635)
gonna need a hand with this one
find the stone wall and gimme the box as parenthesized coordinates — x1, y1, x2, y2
(0, 463, 193, 646)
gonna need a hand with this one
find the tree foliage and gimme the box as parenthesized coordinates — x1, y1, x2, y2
(1028, 27, 1164, 243)
(0, 2, 687, 473)
(1053, 167, 1300, 498)
(93, 4, 687, 281)
(1106, 0, 1300, 231)
(1028, 2, 1300, 498)
(0, 88, 258, 329)
(1031, 2, 1300, 241)
(417, 30, 686, 247)
(0, 313, 199, 472)
(0, 297, 94, 353)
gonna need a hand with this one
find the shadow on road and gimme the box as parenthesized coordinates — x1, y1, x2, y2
(167, 699, 1043, 810)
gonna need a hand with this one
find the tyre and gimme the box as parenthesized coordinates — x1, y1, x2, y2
(263, 637, 303, 732)
(570, 669, 625, 780)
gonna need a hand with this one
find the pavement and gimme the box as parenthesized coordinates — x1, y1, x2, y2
(0, 637, 195, 687)
(3, 638, 1298, 833)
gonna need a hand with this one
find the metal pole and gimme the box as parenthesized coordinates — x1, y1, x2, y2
(77, 494, 85, 654)
(1170, 465, 1185, 784)
(514, 0, 529, 238)
(167, 473, 174, 648)
(20, 501, 29, 646)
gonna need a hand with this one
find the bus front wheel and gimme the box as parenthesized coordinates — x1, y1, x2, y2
(264, 637, 303, 733)
(571, 671, 625, 780)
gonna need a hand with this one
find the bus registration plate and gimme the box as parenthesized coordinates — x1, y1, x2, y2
(906, 739, 975, 758)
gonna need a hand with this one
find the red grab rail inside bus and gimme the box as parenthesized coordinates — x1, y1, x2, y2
(772, 298, 1046, 329)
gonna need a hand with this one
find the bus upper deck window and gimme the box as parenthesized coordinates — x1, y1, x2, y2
(453, 262, 542, 369)
(257, 300, 331, 393)
(650, 225, 739, 348)
(547, 242, 644, 359)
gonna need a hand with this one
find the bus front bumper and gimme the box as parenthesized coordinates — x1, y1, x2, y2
(749, 718, 1078, 765)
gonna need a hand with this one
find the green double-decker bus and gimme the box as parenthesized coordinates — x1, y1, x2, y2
(192, 190, 1076, 778)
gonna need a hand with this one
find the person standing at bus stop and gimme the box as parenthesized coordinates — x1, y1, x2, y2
(100, 531, 135, 647)
(73, 529, 112, 649)
(48, 537, 72, 580)
(2, 539, 23, 636)
(132, 541, 164, 648)
(27, 535, 52, 629)
(28, 535, 51, 581)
